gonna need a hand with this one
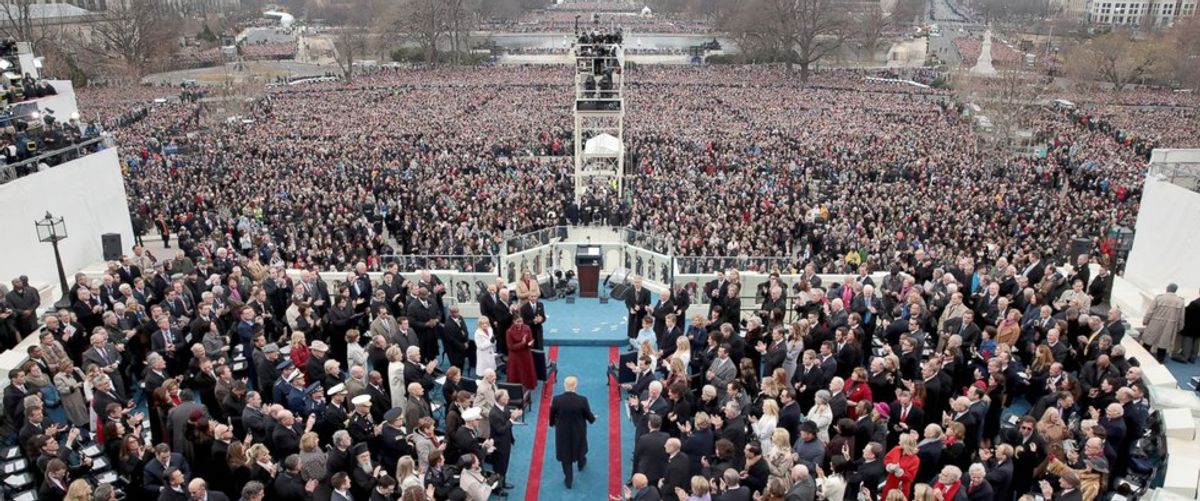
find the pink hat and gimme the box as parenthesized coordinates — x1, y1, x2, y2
(874, 402, 891, 417)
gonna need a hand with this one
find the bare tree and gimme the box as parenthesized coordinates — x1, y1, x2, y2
(333, 26, 368, 81)
(445, 0, 480, 64)
(1065, 32, 1166, 91)
(1165, 15, 1200, 89)
(0, 0, 48, 51)
(79, 0, 182, 79)
(395, 0, 448, 63)
(725, 0, 847, 81)
(957, 69, 1049, 148)
(854, 6, 893, 62)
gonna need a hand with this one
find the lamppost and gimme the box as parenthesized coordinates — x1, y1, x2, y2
(35, 211, 69, 306)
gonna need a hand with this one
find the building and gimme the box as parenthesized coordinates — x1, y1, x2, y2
(1086, 0, 1198, 28)
(1, 0, 239, 15)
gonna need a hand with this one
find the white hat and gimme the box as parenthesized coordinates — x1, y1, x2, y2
(327, 383, 346, 396)
(310, 340, 329, 352)
(352, 395, 371, 406)
(463, 407, 483, 421)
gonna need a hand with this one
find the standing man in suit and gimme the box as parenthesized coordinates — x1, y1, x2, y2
(443, 305, 472, 373)
(489, 390, 521, 495)
(660, 438, 691, 501)
(520, 291, 548, 350)
(626, 277, 652, 341)
(406, 287, 442, 363)
(889, 390, 923, 447)
(550, 376, 596, 489)
(150, 315, 188, 375)
(633, 414, 670, 487)
(84, 331, 127, 401)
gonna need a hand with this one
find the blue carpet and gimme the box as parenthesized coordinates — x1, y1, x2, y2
(538, 347, 621, 499)
(542, 297, 637, 346)
(1162, 357, 1200, 389)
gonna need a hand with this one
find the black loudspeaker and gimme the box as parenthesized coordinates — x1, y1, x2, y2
(101, 233, 122, 261)
(1069, 237, 1093, 260)
(611, 283, 631, 302)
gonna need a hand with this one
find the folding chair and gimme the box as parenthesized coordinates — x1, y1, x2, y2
(498, 382, 530, 425)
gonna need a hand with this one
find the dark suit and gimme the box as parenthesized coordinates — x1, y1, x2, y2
(916, 440, 944, 483)
(764, 339, 788, 375)
(715, 486, 753, 501)
(661, 452, 691, 501)
(549, 391, 596, 487)
(406, 298, 442, 362)
(271, 422, 303, 458)
(625, 286, 652, 339)
(489, 405, 515, 479)
(633, 430, 670, 486)
(951, 410, 980, 452)
(632, 396, 669, 438)
(443, 316, 471, 371)
(985, 458, 1013, 501)
(944, 318, 982, 349)
(888, 403, 923, 446)
(779, 402, 804, 440)
(966, 480, 993, 501)
(143, 453, 190, 497)
(39, 478, 68, 501)
(632, 486, 664, 501)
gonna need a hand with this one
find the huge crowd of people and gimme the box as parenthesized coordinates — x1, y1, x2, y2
(66, 64, 1189, 275)
(1, 52, 1198, 501)
(611, 255, 1200, 501)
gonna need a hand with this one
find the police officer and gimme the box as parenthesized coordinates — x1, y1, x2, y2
(378, 407, 414, 472)
(272, 361, 297, 405)
(302, 382, 327, 419)
(320, 383, 350, 445)
(285, 373, 309, 416)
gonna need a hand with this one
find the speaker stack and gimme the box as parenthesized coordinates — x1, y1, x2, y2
(101, 233, 122, 261)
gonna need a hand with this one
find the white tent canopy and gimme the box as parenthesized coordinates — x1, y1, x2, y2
(584, 133, 622, 156)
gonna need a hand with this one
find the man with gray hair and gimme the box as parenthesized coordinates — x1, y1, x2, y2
(786, 464, 816, 501)
(966, 463, 993, 501)
(240, 481, 265, 501)
(1143, 283, 1185, 362)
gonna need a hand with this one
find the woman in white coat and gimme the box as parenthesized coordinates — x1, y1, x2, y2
(475, 317, 498, 375)
(751, 399, 780, 455)
(807, 390, 834, 443)
(816, 456, 849, 501)
(386, 345, 406, 406)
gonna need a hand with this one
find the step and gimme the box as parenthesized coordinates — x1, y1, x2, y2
(1163, 408, 1197, 440)
(1162, 440, 1200, 499)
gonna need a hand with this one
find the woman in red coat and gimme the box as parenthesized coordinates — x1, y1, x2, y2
(506, 316, 538, 390)
(882, 432, 920, 498)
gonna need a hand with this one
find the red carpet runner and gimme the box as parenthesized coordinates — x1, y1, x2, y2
(608, 346, 622, 498)
(524, 346, 560, 501)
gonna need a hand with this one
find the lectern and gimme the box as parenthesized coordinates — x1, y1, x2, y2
(576, 245, 602, 298)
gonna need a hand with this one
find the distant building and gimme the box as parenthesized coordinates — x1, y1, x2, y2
(1, 0, 238, 15)
(1085, 0, 1197, 28)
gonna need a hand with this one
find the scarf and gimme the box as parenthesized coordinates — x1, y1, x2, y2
(935, 480, 962, 501)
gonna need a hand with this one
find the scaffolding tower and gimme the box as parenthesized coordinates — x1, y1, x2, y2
(572, 30, 625, 204)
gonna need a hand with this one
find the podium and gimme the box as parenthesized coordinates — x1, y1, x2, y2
(577, 245, 602, 298)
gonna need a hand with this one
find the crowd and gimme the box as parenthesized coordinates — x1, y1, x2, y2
(86, 65, 1162, 275)
(241, 42, 299, 61)
(1, 56, 1200, 501)
(482, 11, 711, 34)
(953, 37, 1023, 67)
(614, 258, 1200, 501)
(1, 253, 561, 500)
